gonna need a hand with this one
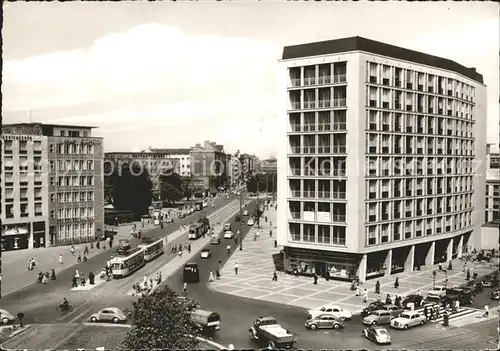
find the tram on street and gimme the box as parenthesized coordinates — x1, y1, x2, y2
(111, 247, 146, 278)
(188, 223, 203, 240)
(141, 238, 165, 262)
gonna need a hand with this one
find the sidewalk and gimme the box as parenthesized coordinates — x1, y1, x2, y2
(211, 207, 498, 316)
(1, 222, 155, 296)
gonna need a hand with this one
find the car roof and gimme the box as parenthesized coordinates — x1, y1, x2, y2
(372, 309, 391, 314)
(372, 326, 388, 332)
(319, 304, 341, 309)
(102, 307, 121, 312)
(400, 310, 420, 315)
(384, 304, 399, 308)
(315, 313, 341, 318)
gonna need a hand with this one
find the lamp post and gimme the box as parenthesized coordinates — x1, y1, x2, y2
(239, 191, 243, 251)
(444, 270, 448, 289)
(432, 270, 437, 289)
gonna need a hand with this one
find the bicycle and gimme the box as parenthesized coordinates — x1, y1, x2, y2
(56, 305, 74, 315)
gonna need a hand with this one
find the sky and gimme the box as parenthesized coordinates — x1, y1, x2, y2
(3, 2, 499, 158)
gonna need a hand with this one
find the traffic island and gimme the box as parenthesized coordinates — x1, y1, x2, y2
(0, 324, 31, 344)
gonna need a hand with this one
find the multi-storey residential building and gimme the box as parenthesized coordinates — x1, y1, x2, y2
(239, 153, 257, 180)
(148, 148, 192, 177)
(105, 150, 179, 199)
(278, 36, 487, 282)
(485, 168, 499, 224)
(261, 158, 278, 173)
(1, 125, 49, 251)
(2, 123, 104, 249)
(191, 141, 228, 196)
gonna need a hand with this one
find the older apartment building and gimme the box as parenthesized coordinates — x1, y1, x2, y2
(278, 36, 487, 282)
(1, 123, 104, 250)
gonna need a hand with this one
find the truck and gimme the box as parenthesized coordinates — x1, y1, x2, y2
(190, 309, 221, 334)
(249, 316, 297, 349)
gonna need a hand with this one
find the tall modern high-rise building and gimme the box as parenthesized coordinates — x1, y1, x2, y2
(277, 36, 487, 282)
(1, 123, 104, 250)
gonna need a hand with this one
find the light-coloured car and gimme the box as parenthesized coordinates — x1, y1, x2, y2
(378, 304, 404, 317)
(223, 231, 234, 239)
(427, 285, 447, 299)
(390, 311, 426, 330)
(308, 305, 352, 320)
(200, 248, 211, 259)
(247, 219, 254, 226)
(362, 310, 395, 325)
(0, 309, 15, 324)
(362, 325, 391, 344)
(305, 313, 345, 330)
(243, 210, 249, 216)
(90, 307, 128, 324)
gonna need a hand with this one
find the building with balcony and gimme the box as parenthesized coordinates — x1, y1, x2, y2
(278, 36, 487, 282)
(239, 153, 258, 180)
(191, 141, 228, 196)
(147, 148, 192, 177)
(2, 123, 104, 250)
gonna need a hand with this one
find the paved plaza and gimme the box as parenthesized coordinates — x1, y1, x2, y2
(211, 206, 497, 318)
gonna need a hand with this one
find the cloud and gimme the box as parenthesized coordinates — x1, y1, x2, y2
(2, 23, 282, 156)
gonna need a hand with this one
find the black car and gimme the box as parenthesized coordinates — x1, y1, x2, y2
(471, 282, 484, 293)
(361, 301, 386, 317)
(402, 294, 425, 308)
(444, 288, 474, 305)
(491, 288, 500, 300)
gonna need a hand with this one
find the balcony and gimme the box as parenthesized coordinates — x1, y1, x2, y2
(332, 214, 346, 222)
(303, 146, 316, 154)
(290, 102, 301, 110)
(427, 229, 432, 235)
(290, 146, 301, 154)
(303, 190, 315, 198)
(20, 181, 29, 186)
(304, 77, 316, 86)
(318, 191, 330, 198)
(319, 100, 331, 108)
(334, 74, 347, 83)
(290, 190, 301, 197)
(304, 101, 317, 109)
(436, 227, 442, 234)
(303, 124, 316, 132)
(333, 99, 346, 107)
(332, 192, 346, 199)
(290, 212, 301, 219)
(318, 146, 331, 154)
(290, 124, 301, 132)
(290, 78, 301, 87)
(318, 123, 331, 131)
(318, 76, 331, 85)
(290, 168, 301, 176)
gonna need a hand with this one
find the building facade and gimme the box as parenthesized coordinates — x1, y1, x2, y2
(191, 141, 228, 196)
(148, 148, 192, 177)
(261, 159, 278, 173)
(278, 36, 487, 282)
(2, 123, 104, 250)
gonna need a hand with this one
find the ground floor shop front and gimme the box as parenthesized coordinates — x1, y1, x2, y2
(283, 231, 472, 282)
(1, 221, 48, 251)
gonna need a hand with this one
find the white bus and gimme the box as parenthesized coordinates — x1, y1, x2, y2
(111, 247, 146, 278)
(141, 238, 165, 262)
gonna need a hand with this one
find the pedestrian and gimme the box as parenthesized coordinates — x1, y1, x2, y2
(385, 294, 391, 305)
(429, 306, 434, 320)
(77, 254, 82, 263)
(227, 245, 231, 256)
(375, 280, 380, 294)
(183, 282, 188, 294)
(178, 249, 183, 257)
(89, 271, 95, 285)
(188, 244, 191, 253)
(272, 271, 278, 281)
(71, 246, 75, 255)
(423, 306, 428, 320)
(81, 274, 86, 286)
(455, 300, 460, 312)
(484, 304, 489, 317)
(448, 261, 453, 270)
(355, 286, 361, 296)
(466, 269, 470, 281)
(216, 268, 220, 279)
(51, 269, 56, 280)
(439, 263, 442, 271)
(417, 289, 421, 296)
(83, 254, 88, 262)
(71, 275, 78, 287)
(394, 277, 399, 288)
(96, 241, 100, 249)
(234, 262, 238, 275)
(269, 229, 272, 237)
(84, 245, 89, 255)
(434, 305, 440, 319)
(157, 272, 162, 284)
(59, 254, 64, 264)
(362, 288, 368, 303)
(209, 270, 214, 282)
(293, 268, 299, 277)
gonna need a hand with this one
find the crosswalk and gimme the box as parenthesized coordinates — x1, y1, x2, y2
(413, 304, 482, 323)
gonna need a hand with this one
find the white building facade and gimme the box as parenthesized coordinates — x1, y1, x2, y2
(277, 37, 487, 282)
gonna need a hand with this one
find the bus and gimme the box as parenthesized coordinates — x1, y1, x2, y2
(190, 310, 221, 334)
(188, 223, 203, 240)
(140, 238, 165, 262)
(194, 201, 203, 211)
(111, 247, 145, 278)
(183, 263, 200, 283)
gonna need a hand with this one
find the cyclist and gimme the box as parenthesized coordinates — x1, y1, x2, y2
(60, 298, 69, 311)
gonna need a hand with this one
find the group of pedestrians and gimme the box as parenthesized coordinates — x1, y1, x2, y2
(171, 242, 192, 256)
(71, 269, 95, 288)
(132, 273, 162, 296)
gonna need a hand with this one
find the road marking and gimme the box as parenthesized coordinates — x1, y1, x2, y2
(67, 306, 94, 324)
(82, 322, 131, 328)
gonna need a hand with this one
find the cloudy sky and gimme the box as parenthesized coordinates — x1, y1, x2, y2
(3, 2, 499, 158)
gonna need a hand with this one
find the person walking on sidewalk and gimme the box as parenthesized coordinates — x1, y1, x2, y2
(483, 304, 489, 317)
(272, 271, 278, 282)
(394, 277, 399, 289)
(77, 253, 82, 263)
(227, 245, 231, 256)
(84, 245, 89, 255)
(183, 282, 188, 295)
(215, 268, 220, 279)
(27, 258, 33, 271)
(209, 270, 214, 282)
(362, 288, 368, 303)
(59, 254, 64, 265)
(375, 280, 380, 294)
(234, 262, 238, 275)
(313, 273, 318, 285)
(71, 275, 78, 287)
(51, 269, 56, 280)
(71, 246, 75, 255)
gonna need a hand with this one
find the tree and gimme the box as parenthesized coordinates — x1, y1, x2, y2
(159, 172, 183, 204)
(111, 162, 153, 218)
(181, 176, 194, 200)
(246, 173, 277, 193)
(104, 161, 117, 205)
(120, 286, 200, 350)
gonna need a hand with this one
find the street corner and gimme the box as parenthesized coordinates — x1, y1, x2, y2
(70, 277, 106, 292)
(0, 324, 31, 342)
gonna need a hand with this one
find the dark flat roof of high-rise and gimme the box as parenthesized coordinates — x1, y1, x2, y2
(282, 36, 483, 84)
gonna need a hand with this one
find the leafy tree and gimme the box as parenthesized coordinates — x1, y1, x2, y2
(104, 161, 117, 205)
(246, 173, 277, 193)
(253, 207, 264, 228)
(159, 172, 184, 204)
(181, 176, 194, 200)
(120, 286, 200, 350)
(112, 162, 153, 218)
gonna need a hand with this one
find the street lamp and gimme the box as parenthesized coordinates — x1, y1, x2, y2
(444, 270, 448, 289)
(432, 270, 437, 289)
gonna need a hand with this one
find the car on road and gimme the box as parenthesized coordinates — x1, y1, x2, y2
(90, 307, 128, 324)
(0, 309, 15, 324)
(362, 310, 395, 325)
(307, 305, 352, 320)
(200, 248, 211, 259)
(223, 231, 234, 239)
(378, 304, 403, 317)
(444, 288, 474, 305)
(179, 212, 186, 218)
(490, 288, 499, 300)
(402, 294, 425, 308)
(361, 301, 386, 317)
(305, 314, 345, 330)
(362, 325, 391, 344)
(247, 219, 255, 226)
(243, 210, 249, 216)
(427, 285, 447, 299)
(389, 311, 426, 330)
(224, 223, 232, 231)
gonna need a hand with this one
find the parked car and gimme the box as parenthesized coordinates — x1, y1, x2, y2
(362, 310, 395, 325)
(444, 288, 474, 305)
(362, 325, 391, 344)
(305, 314, 345, 330)
(89, 307, 128, 323)
(390, 311, 426, 330)
(243, 210, 249, 216)
(307, 305, 352, 320)
(223, 231, 234, 239)
(378, 304, 404, 317)
(427, 285, 447, 299)
(200, 248, 211, 259)
(0, 309, 15, 324)
(361, 301, 386, 317)
(247, 219, 255, 226)
(402, 294, 425, 308)
(490, 288, 499, 300)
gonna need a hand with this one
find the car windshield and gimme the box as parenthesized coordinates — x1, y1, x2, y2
(399, 313, 410, 319)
